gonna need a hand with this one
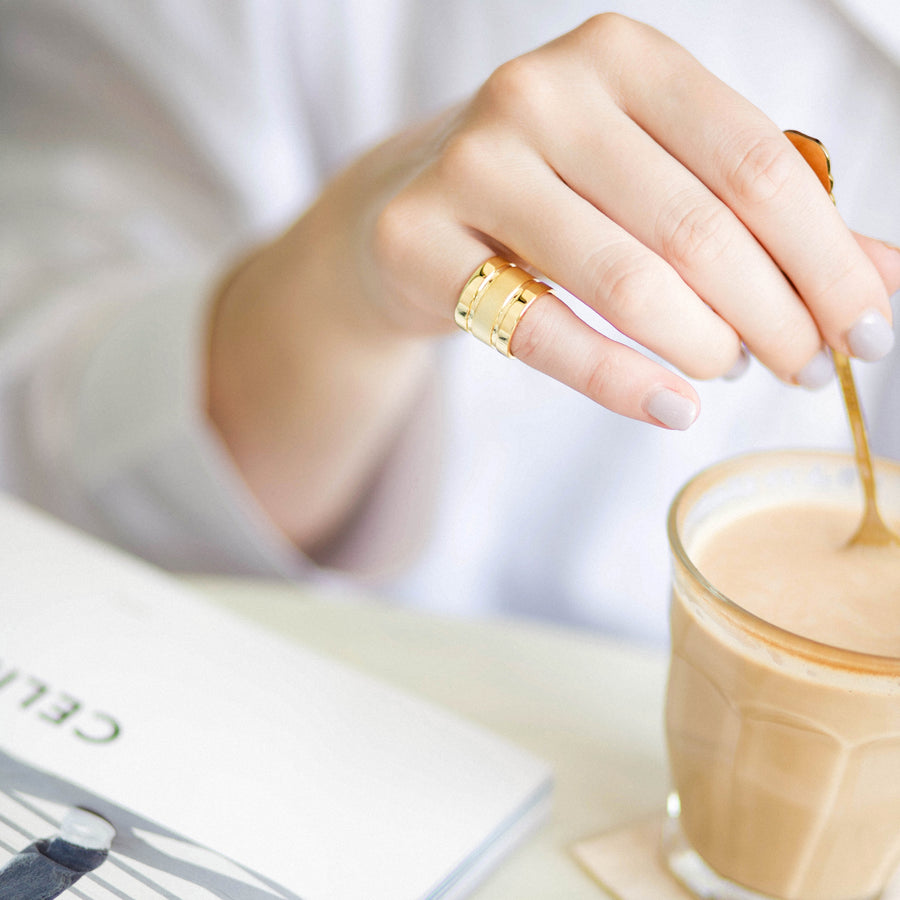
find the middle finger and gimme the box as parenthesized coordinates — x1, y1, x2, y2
(539, 96, 825, 383)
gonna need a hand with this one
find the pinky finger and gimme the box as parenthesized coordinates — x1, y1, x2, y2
(510, 293, 700, 430)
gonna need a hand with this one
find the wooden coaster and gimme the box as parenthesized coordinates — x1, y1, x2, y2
(572, 815, 900, 900)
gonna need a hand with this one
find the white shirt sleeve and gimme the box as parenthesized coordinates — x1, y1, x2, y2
(0, 0, 437, 579)
(20, 265, 314, 577)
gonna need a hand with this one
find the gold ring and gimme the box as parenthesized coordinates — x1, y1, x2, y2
(454, 256, 553, 357)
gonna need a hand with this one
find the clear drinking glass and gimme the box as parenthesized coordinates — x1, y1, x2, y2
(663, 450, 900, 900)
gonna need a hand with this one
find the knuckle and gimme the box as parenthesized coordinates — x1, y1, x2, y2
(803, 244, 886, 317)
(480, 55, 549, 118)
(575, 13, 661, 87)
(587, 245, 659, 325)
(583, 352, 616, 403)
(371, 190, 419, 268)
(658, 193, 732, 272)
(577, 12, 641, 47)
(809, 254, 859, 307)
(371, 190, 444, 294)
(436, 130, 493, 188)
(723, 134, 796, 207)
(371, 192, 455, 328)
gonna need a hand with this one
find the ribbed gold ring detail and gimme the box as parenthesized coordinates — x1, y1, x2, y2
(454, 256, 553, 357)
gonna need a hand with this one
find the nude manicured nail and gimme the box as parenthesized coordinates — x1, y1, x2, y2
(644, 388, 698, 430)
(846, 308, 895, 361)
(796, 348, 833, 389)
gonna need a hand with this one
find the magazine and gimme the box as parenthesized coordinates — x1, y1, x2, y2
(0, 496, 552, 899)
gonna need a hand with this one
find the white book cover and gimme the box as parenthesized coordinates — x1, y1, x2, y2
(0, 495, 552, 900)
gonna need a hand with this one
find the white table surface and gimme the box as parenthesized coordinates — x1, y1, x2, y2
(190, 578, 671, 899)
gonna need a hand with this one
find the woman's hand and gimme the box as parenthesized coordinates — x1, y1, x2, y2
(372, 14, 898, 423)
(208, 13, 900, 550)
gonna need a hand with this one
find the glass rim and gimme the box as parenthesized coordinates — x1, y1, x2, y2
(667, 448, 900, 674)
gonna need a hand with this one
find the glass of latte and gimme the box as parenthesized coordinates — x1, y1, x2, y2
(664, 450, 900, 900)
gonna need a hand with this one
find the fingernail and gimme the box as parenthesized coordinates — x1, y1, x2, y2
(722, 346, 751, 381)
(846, 308, 895, 361)
(644, 388, 698, 430)
(796, 348, 833, 389)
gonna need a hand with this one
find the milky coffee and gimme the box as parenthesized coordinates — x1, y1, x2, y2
(665, 451, 900, 900)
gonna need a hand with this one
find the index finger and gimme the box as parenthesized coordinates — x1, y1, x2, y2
(611, 22, 893, 360)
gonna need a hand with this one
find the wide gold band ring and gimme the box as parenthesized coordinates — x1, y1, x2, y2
(454, 256, 553, 357)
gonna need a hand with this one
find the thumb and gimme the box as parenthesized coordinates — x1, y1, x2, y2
(854, 232, 900, 298)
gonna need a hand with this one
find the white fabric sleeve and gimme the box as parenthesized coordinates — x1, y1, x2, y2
(0, 0, 441, 581)
(20, 267, 313, 577)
